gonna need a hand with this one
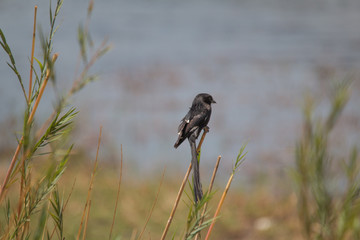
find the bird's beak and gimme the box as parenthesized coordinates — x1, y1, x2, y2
(212, 99, 216, 104)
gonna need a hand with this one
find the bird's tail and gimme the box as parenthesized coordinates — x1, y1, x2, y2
(174, 136, 185, 148)
(193, 159, 203, 203)
(190, 140, 203, 202)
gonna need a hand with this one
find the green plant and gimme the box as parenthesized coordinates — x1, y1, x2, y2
(0, 0, 109, 239)
(293, 80, 360, 240)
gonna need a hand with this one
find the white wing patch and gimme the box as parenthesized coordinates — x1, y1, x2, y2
(190, 126, 199, 133)
(185, 119, 190, 123)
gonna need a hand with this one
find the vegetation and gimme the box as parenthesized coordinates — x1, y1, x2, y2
(0, 0, 109, 239)
(293, 80, 360, 240)
(0, 1, 358, 240)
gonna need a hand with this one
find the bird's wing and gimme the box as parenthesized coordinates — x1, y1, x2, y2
(185, 111, 207, 137)
(177, 111, 192, 134)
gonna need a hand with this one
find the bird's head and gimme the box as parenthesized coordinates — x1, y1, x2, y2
(195, 93, 216, 105)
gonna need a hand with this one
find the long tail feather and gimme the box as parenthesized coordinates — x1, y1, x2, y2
(190, 140, 203, 202)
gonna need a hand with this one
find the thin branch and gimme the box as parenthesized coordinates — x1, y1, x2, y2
(17, 147, 31, 219)
(64, 178, 77, 211)
(28, 5, 37, 102)
(28, 52, 58, 125)
(194, 155, 221, 240)
(28, 69, 50, 124)
(82, 200, 92, 240)
(109, 144, 123, 240)
(0, 136, 23, 203)
(204, 145, 246, 240)
(160, 128, 209, 240)
(76, 126, 102, 240)
(204, 174, 233, 240)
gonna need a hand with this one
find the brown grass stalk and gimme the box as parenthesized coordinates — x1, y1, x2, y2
(76, 126, 102, 240)
(18, 150, 30, 217)
(28, 69, 52, 123)
(82, 200, 92, 240)
(64, 178, 77, 210)
(194, 155, 221, 240)
(204, 173, 235, 240)
(0, 137, 23, 203)
(28, 5, 37, 102)
(109, 144, 123, 240)
(0, 53, 58, 203)
(17, 148, 32, 238)
(130, 229, 137, 240)
(160, 128, 209, 240)
(17, 49, 56, 218)
(138, 167, 166, 240)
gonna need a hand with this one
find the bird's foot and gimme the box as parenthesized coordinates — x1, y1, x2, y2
(204, 126, 210, 133)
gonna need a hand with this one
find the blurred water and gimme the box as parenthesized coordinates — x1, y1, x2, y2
(0, 0, 360, 176)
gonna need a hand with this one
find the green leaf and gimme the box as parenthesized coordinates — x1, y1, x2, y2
(33, 205, 48, 240)
(34, 57, 44, 72)
(55, 0, 64, 16)
(233, 144, 247, 173)
(49, 0, 53, 25)
(32, 108, 77, 154)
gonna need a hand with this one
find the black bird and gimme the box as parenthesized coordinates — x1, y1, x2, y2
(174, 93, 216, 202)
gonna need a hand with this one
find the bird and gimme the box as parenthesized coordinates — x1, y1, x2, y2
(174, 93, 216, 202)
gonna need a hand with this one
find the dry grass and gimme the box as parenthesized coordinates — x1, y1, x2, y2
(0, 153, 303, 240)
